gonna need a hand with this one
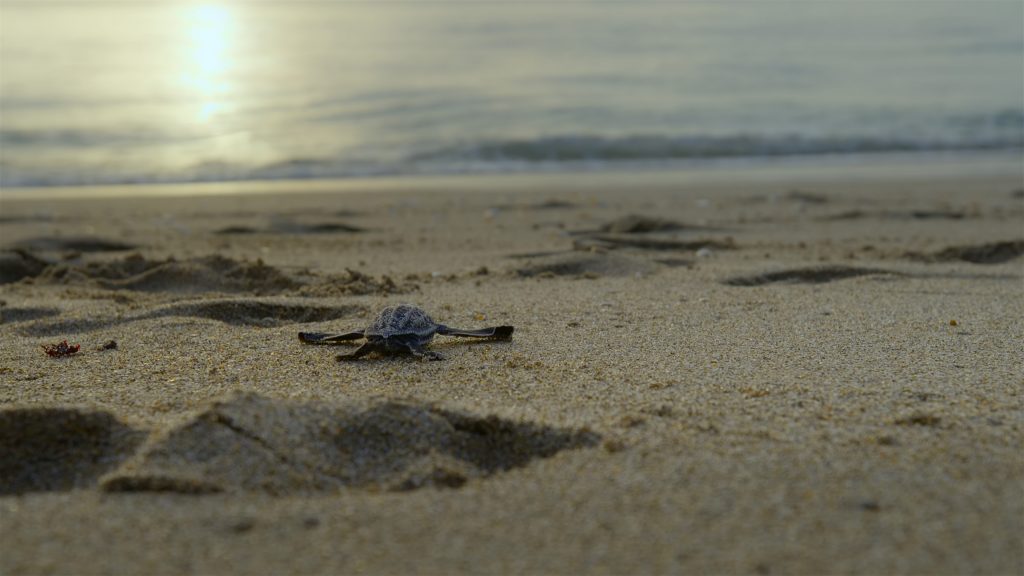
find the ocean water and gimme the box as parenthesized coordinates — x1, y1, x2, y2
(1, 1, 1022, 188)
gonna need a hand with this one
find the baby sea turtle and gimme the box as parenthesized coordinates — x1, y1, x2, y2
(298, 304, 513, 361)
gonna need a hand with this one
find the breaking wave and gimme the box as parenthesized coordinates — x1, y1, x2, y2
(412, 132, 1022, 164)
(2, 109, 1021, 188)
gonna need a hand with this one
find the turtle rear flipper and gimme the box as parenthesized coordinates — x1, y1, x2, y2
(399, 341, 445, 361)
(336, 342, 377, 361)
(298, 330, 365, 344)
(437, 325, 514, 339)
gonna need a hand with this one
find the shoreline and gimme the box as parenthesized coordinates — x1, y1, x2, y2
(1, 149, 1020, 201)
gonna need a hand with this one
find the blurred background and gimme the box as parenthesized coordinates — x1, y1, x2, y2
(1, 0, 1021, 188)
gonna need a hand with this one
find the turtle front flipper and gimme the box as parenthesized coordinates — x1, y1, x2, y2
(298, 330, 365, 344)
(436, 325, 514, 339)
(336, 342, 377, 361)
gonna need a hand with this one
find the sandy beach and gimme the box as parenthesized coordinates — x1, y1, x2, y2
(1, 155, 1022, 574)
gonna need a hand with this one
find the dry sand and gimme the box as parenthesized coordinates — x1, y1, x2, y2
(1, 155, 1022, 574)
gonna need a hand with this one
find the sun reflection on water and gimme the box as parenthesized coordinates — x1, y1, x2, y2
(182, 4, 232, 122)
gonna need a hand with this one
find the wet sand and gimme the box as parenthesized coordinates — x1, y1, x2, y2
(1, 156, 1022, 574)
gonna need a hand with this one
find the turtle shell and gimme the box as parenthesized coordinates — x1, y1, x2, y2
(365, 304, 440, 341)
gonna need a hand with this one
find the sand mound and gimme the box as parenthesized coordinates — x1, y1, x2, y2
(102, 392, 597, 495)
(0, 407, 144, 495)
(11, 236, 137, 253)
(514, 252, 657, 279)
(723, 265, 898, 286)
(35, 254, 300, 294)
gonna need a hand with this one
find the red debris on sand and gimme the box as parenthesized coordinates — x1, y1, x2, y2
(41, 340, 81, 357)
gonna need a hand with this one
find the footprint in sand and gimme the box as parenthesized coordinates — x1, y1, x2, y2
(1, 394, 597, 496)
(490, 199, 579, 211)
(574, 235, 734, 253)
(43, 254, 300, 294)
(18, 253, 413, 297)
(19, 299, 364, 337)
(155, 300, 363, 327)
(214, 218, 364, 235)
(908, 240, 1024, 265)
(595, 214, 690, 234)
(101, 392, 598, 494)
(0, 214, 54, 224)
(509, 214, 735, 279)
(10, 236, 138, 253)
(0, 305, 62, 324)
(723, 265, 900, 286)
(568, 214, 733, 254)
(513, 252, 658, 279)
(0, 407, 144, 495)
(0, 250, 50, 284)
(821, 209, 968, 221)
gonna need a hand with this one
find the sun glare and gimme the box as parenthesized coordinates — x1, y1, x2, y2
(182, 4, 233, 122)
